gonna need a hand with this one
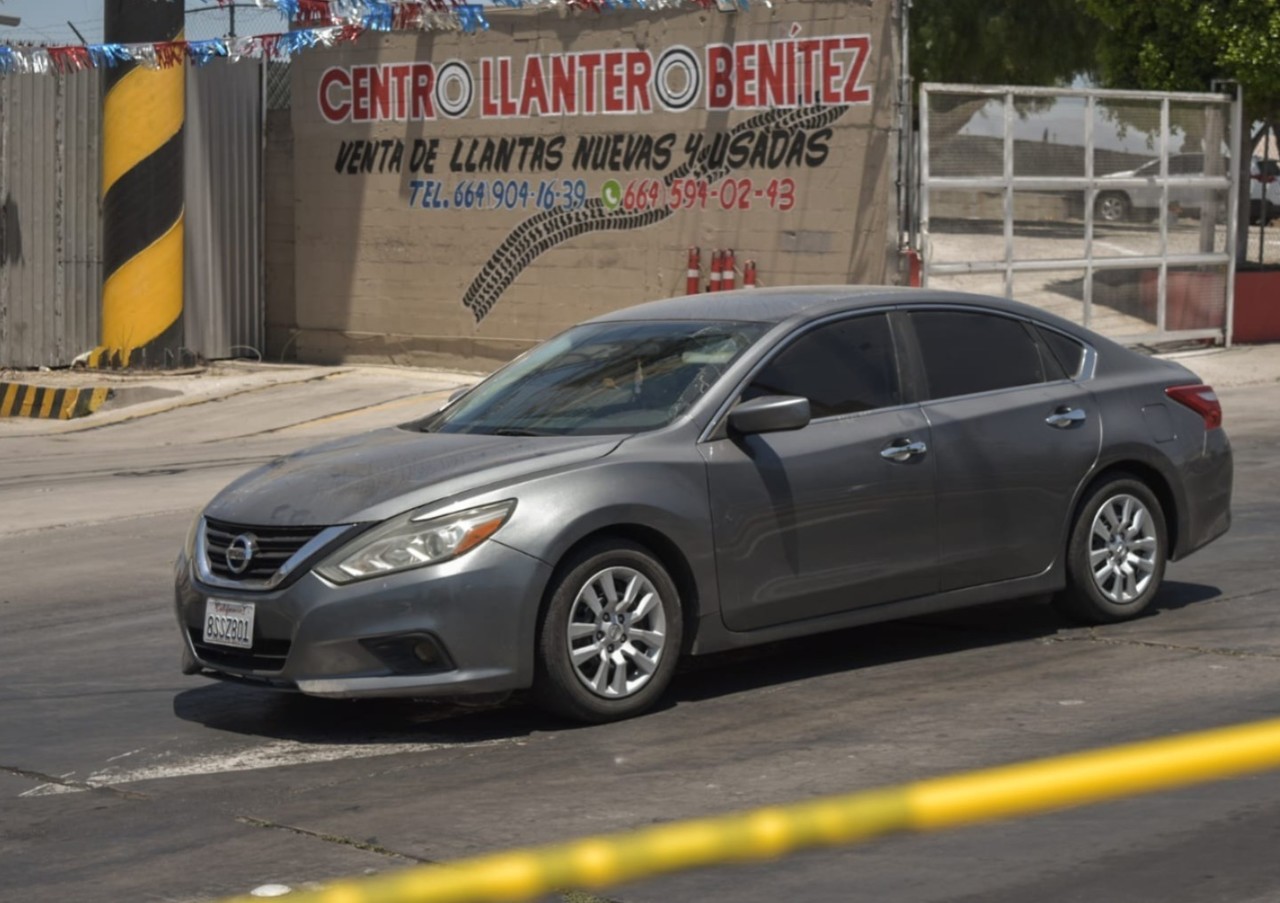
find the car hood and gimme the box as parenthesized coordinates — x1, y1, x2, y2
(202, 427, 623, 526)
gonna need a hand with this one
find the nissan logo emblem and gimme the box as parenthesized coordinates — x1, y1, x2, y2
(225, 533, 259, 575)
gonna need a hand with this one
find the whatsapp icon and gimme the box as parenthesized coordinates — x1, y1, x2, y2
(601, 179, 622, 211)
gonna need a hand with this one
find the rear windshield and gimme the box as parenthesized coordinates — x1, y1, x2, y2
(420, 320, 767, 436)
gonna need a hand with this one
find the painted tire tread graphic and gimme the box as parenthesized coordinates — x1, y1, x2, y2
(462, 103, 850, 323)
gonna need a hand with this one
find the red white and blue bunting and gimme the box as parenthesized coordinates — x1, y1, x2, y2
(0, 0, 759, 75)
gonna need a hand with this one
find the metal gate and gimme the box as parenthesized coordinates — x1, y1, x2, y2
(919, 84, 1241, 345)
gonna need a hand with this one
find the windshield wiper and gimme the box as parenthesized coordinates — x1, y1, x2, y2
(492, 428, 550, 437)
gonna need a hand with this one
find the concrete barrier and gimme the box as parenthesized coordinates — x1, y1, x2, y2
(0, 381, 111, 419)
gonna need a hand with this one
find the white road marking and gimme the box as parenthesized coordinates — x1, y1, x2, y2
(250, 885, 293, 897)
(18, 736, 522, 797)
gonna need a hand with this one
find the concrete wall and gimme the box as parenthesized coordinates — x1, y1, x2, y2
(286, 0, 900, 368)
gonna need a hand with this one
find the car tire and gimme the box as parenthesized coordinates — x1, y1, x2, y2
(1095, 192, 1131, 223)
(1053, 476, 1167, 624)
(533, 540, 683, 723)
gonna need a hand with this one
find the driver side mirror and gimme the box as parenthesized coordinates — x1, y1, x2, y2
(728, 395, 811, 435)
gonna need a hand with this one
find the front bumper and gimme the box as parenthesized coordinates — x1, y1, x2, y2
(174, 539, 553, 698)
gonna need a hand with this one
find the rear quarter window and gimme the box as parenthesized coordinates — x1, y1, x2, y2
(1034, 325, 1086, 379)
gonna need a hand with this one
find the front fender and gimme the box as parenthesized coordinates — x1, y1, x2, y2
(494, 452, 721, 623)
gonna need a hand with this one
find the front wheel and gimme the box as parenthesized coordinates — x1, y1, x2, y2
(533, 540, 683, 722)
(1054, 477, 1167, 624)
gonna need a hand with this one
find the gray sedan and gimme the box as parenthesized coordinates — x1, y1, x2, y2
(175, 288, 1232, 722)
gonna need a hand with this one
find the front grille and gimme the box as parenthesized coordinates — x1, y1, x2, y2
(204, 518, 325, 583)
(190, 628, 291, 672)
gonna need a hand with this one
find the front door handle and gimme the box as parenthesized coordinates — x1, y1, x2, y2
(880, 439, 928, 463)
(1045, 406, 1087, 429)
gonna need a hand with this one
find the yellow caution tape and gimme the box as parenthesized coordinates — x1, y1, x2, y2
(215, 717, 1280, 903)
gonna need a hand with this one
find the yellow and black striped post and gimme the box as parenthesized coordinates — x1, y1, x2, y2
(92, 0, 185, 369)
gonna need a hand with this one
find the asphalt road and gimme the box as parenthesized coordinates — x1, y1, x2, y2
(2, 369, 1279, 903)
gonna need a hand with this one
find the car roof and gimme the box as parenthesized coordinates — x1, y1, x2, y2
(587, 285, 1084, 332)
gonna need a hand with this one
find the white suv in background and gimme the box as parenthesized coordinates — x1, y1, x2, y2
(1095, 154, 1279, 223)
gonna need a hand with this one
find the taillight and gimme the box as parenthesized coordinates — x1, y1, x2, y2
(1165, 384, 1222, 430)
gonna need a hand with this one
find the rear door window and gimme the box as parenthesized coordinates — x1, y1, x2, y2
(746, 313, 901, 417)
(910, 310, 1045, 400)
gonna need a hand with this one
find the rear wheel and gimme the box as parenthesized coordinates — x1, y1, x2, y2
(1054, 477, 1167, 624)
(533, 540, 683, 722)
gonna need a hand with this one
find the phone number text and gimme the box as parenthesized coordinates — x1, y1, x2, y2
(407, 179, 589, 211)
(616, 177, 797, 212)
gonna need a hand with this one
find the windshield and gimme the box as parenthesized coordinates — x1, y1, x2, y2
(421, 320, 768, 436)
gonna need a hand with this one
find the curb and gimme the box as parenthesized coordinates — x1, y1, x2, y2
(0, 367, 369, 436)
(0, 381, 113, 420)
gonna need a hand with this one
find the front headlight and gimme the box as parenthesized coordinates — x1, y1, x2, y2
(183, 513, 203, 558)
(314, 500, 515, 585)
(179, 513, 203, 578)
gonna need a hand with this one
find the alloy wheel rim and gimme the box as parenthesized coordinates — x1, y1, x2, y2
(1088, 494, 1158, 604)
(567, 566, 667, 699)
(1099, 197, 1123, 221)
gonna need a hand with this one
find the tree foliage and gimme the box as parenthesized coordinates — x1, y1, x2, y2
(1086, 0, 1280, 123)
(911, 0, 1280, 123)
(909, 0, 1101, 87)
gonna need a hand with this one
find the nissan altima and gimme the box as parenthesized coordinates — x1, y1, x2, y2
(175, 288, 1232, 721)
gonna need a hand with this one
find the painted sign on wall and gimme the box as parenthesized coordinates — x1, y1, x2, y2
(288, 0, 899, 366)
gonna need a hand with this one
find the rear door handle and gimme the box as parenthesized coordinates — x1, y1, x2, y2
(1046, 406, 1087, 428)
(880, 439, 928, 462)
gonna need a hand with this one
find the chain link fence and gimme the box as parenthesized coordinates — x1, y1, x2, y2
(183, 4, 288, 42)
(266, 62, 291, 110)
(184, 7, 291, 108)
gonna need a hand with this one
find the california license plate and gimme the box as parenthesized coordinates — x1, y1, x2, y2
(203, 599, 255, 649)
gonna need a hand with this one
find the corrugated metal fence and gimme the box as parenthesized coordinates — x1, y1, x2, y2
(0, 61, 264, 370)
(0, 71, 102, 369)
(185, 59, 264, 360)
